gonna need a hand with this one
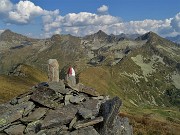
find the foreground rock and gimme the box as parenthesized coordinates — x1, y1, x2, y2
(0, 81, 133, 135)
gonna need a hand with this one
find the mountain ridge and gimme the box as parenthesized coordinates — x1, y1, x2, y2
(0, 29, 180, 134)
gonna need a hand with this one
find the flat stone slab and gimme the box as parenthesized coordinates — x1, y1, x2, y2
(73, 117, 103, 129)
(23, 101, 35, 116)
(30, 87, 59, 109)
(18, 95, 31, 104)
(0, 101, 35, 128)
(41, 105, 78, 129)
(70, 95, 85, 104)
(48, 81, 65, 93)
(82, 99, 101, 116)
(78, 107, 93, 119)
(21, 107, 48, 122)
(16, 91, 33, 99)
(66, 126, 100, 135)
(77, 83, 100, 97)
(4, 124, 26, 135)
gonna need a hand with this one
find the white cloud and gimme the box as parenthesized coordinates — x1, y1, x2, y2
(97, 5, 108, 13)
(171, 12, 180, 33)
(0, 0, 58, 25)
(0, 0, 12, 13)
(41, 12, 120, 37)
(8, 1, 44, 24)
(55, 13, 180, 37)
(0, 1, 179, 38)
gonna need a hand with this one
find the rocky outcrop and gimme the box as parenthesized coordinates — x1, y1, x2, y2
(0, 81, 133, 135)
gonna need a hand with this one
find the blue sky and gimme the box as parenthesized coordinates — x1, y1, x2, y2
(0, 0, 180, 38)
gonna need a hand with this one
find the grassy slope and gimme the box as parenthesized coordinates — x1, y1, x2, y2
(0, 64, 48, 103)
(79, 66, 180, 135)
(0, 63, 179, 134)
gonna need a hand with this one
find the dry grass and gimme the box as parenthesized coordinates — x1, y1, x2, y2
(0, 64, 48, 103)
(120, 112, 180, 135)
(78, 67, 111, 95)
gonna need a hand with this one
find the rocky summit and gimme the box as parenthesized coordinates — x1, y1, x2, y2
(0, 81, 132, 135)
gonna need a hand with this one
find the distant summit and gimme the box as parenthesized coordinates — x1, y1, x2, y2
(84, 30, 108, 41)
(135, 31, 158, 41)
(0, 29, 27, 42)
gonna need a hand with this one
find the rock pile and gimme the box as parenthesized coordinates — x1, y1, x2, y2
(0, 81, 133, 135)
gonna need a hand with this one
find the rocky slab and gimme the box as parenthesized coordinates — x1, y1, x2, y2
(73, 117, 103, 129)
(21, 107, 48, 122)
(96, 96, 122, 135)
(30, 87, 59, 109)
(41, 105, 78, 129)
(4, 124, 26, 135)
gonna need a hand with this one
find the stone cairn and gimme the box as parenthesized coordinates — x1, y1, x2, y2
(0, 60, 133, 135)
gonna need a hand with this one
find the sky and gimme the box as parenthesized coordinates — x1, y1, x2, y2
(0, 0, 180, 38)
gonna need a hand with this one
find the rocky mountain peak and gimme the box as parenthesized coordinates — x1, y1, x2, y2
(50, 34, 61, 42)
(94, 30, 108, 38)
(84, 30, 108, 41)
(0, 29, 28, 42)
(136, 31, 158, 41)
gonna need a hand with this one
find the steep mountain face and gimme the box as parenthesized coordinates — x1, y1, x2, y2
(0, 30, 180, 109)
(80, 31, 180, 108)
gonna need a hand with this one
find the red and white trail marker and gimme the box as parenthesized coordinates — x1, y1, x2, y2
(68, 67, 75, 77)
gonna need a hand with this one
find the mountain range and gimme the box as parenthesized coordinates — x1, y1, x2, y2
(0, 29, 180, 134)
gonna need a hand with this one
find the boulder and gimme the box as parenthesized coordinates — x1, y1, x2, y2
(95, 96, 122, 135)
